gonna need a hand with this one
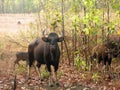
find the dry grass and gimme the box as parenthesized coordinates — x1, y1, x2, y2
(0, 14, 36, 75)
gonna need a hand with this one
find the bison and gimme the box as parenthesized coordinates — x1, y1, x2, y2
(28, 32, 64, 86)
(92, 35, 120, 72)
(92, 43, 113, 72)
(14, 52, 28, 67)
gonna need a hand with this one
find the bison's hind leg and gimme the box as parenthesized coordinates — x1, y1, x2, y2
(97, 57, 102, 72)
(107, 57, 112, 74)
(14, 59, 20, 71)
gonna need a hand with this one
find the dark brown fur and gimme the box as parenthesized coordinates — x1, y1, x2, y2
(14, 52, 28, 66)
(92, 44, 112, 71)
(28, 32, 63, 86)
(108, 35, 120, 57)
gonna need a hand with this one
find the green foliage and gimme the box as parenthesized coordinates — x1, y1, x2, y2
(92, 72, 100, 81)
(83, 9, 101, 35)
(84, 0, 96, 10)
(51, 12, 62, 30)
(74, 51, 88, 71)
(70, 0, 82, 13)
(1, 0, 40, 13)
(71, 15, 81, 29)
(0, 0, 120, 14)
(112, 0, 120, 11)
(16, 64, 27, 74)
(101, 19, 117, 36)
(0, 43, 3, 50)
(42, 71, 49, 79)
(84, 28, 89, 35)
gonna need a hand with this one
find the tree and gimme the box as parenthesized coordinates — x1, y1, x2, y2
(0, 0, 4, 13)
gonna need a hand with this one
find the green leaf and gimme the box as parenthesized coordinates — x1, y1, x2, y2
(85, 28, 89, 35)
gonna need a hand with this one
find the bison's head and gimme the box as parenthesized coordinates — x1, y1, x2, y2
(104, 39, 119, 58)
(42, 32, 64, 51)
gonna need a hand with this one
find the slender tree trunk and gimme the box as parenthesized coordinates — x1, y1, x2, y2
(72, 29, 74, 62)
(61, 42, 64, 63)
(74, 20, 77, 52)
(61, 0, 70, 65)
(107, 1, 110, 39)
(83, 3, 88, 68)
(61, 0, 64, 63)
(102, 10, 105, 43)
(73, 19, 77, 66)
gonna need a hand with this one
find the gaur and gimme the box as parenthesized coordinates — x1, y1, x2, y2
(92, 44, 113, 72)
(28, 32, 64, 86)
(14, 52, 28, 67)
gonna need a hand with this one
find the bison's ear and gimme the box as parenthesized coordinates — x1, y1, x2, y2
(42, 37, 49, 42)
(58, 37, 64, 42)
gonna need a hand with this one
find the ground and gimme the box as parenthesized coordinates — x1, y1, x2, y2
(0, 57, 120, 90)
(0, 14, 120, 90)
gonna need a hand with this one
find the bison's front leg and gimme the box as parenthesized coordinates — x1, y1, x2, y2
(27, 58, 34, 80)
(97, 58, 101, 72)
(49, 72, 54, 87)
(14, 59, 20, 67)
(54, 65, 59, 86)
(27, 65, 31, 79)
(47, 65, 54, 87)
(55, 72, 59, 86)
(108, 56, 112, 74)
(14, 59, 20, 71)
(36, 63, 43, 81)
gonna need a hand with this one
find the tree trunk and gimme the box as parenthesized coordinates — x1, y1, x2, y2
(107, 1, 110, 39)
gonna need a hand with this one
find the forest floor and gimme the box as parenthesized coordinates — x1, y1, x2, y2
(0, 56, 120, 90)
(0, 14, 120, 90)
